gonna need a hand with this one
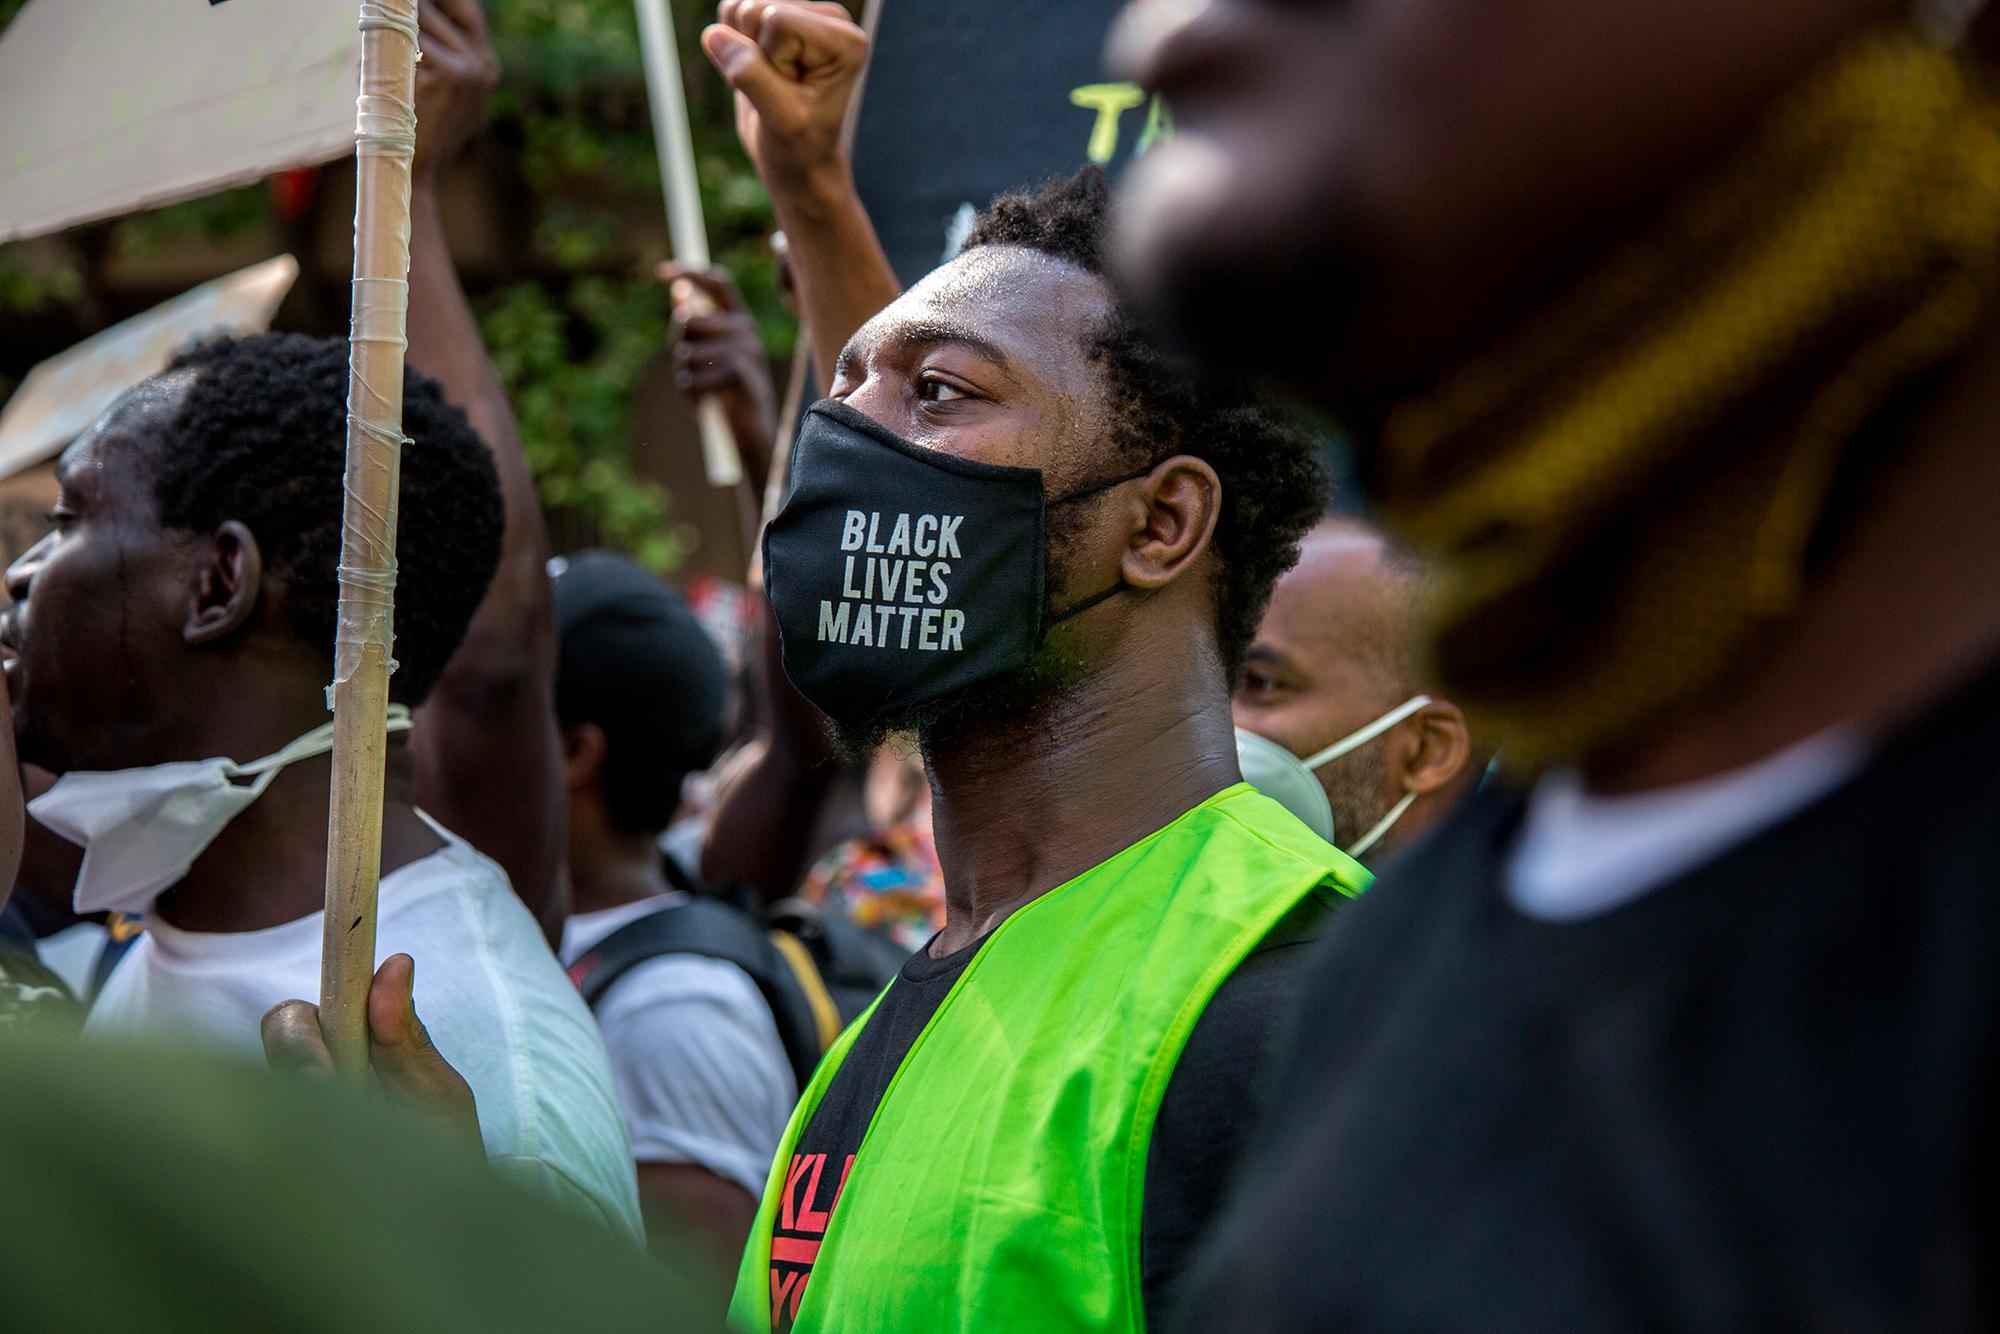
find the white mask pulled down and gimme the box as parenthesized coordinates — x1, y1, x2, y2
(29, 707, 414, 917)
(1236, 695, 1431, 860)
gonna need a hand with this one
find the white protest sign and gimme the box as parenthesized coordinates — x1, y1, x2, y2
(0, 0, 359, 243)
(0, 254, 299, 479)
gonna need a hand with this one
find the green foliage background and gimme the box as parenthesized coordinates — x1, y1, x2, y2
(0, 0, 793, 573)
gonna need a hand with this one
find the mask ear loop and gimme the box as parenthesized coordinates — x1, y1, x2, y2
(1345, 790, 1419, 860)
(1048, 462, 1157, 509)
(1045, 580, 1130, 627)
(224, 703, 417, 789)
(1301, 695, 1433, 770)
(1037, 464, 1159, 637)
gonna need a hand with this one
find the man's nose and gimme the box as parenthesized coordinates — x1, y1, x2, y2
(838, 374, 903, 433)
(5, 531, 53, 605)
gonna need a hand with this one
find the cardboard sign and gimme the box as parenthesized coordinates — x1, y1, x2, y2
(0, 0, 359, 242)
(848, 0, 1160, 286)
(0, 255, 299, 480)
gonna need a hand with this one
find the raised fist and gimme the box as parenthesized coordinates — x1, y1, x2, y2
(703, 1, 869, 198)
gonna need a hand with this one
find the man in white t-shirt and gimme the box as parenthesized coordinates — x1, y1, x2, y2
(550, 550, 797, 1272)
(0, 2, 638, 1241)
(2, 328, 640, 1240)
(88, 814, 640, 1237)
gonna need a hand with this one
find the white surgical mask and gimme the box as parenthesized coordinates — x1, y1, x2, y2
(30, 706, 413, 916)
(1236, 695, 1432, 859)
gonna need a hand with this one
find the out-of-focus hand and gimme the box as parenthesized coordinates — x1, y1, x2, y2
(412, 0, 501, 187)
(659, 261, 778, 469)
(262, 953, 482, 1145)
(702, 1, 868, 200)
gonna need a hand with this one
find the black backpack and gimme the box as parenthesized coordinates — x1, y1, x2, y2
(567, 890, 906, 1089)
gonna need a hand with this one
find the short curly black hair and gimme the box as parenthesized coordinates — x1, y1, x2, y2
(965, 168, 1326, 677)
(149, 333, 503, 706)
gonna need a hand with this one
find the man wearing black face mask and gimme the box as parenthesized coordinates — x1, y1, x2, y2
(725, 158, 1351, 1332)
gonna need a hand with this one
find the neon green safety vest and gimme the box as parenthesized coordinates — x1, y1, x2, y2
(730, 783, 1369, 1332)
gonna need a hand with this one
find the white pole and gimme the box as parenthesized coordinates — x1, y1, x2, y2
(634, 0, 743, 487)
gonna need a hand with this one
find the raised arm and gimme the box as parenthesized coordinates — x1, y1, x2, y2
(650, 263, 844, 903)
(404, 0, 567, 937)
(702, 0, 901, 381)
(664, 2, 912, 903)
(698, 577, 844, 905)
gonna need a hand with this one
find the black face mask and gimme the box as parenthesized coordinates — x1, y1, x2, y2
(762, 399, 1148, 730)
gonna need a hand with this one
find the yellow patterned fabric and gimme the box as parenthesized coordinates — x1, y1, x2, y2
(1377, 24, 2000, 770)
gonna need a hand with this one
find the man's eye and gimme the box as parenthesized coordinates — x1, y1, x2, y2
(44, 507, 76, 528)
(917, 376, 969, 403)
(1241, 670, 1283, 698)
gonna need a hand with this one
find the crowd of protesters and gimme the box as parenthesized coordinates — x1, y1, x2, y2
(0, 0, 1993, 1329)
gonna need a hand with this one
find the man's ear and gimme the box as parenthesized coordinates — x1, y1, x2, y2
(562, 722, 608, 792)
(183, 520, 264, 646)
(1120, 455, 1222, 591)
(1391, 700, 1474, 797)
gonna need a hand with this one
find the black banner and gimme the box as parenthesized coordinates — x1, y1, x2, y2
(849, 0, 1161, 287)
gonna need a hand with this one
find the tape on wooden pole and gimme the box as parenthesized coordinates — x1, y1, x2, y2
(319, 0, 420, 1075)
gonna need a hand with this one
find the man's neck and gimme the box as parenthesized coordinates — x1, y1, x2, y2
(1585, 319, 2000, 794)
(153, 744, 440, 934)
(922, 646, 1242, 956)
(568, 832, 673, 917)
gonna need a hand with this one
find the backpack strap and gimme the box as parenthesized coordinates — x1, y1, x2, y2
(568, 898, 824, 1089)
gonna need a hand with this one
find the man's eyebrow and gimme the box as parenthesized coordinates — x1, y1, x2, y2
(882, 319, 1017, 376)
(1245, 643, 1292, 671)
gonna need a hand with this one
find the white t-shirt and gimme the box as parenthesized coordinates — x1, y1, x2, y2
(87, 817, 644, 1240)
(1506, 728, 1867, 922)
(560, 895, 798, 1198)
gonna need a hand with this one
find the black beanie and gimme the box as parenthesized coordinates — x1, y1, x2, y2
(551, 550, 729, 834)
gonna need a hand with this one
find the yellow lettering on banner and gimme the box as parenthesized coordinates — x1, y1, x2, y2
(1138, 94, 1174, 155)
(1070, 83, 1147, 165)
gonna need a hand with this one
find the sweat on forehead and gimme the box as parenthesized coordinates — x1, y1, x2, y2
(57, 372, 196, 494)
(847, 247, 1117, 389)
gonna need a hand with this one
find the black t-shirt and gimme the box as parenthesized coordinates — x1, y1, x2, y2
(1174, 658, 2000, 1332)
(765, 910, 1323, 1331)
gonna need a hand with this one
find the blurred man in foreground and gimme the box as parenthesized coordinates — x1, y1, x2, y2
(1113, 0, 2000, 1326)
(1232, 517, 1476, 866)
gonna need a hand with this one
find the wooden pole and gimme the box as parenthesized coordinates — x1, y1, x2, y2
(635, 0, 743, 488)
(320, 0, 421, 1075)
